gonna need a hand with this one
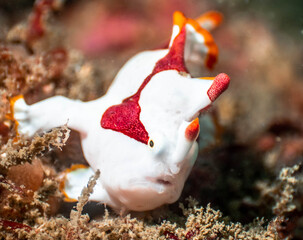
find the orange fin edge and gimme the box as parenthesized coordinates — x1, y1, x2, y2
(196, 11, 223, 29)
(5, 95, 24, 137)
(58, 164, 89, 203)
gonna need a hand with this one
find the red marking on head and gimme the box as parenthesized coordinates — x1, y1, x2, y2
(207, 73, 230, 102)
(185, 118, 200, 141)
(101, 99, 150, 144)
(101, 27, 188, 144)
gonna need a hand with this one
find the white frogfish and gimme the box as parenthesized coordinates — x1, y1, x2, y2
(10, 11, 230, 212)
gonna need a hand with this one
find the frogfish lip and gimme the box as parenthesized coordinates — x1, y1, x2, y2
(146, 176, 173, 189)
(126, 177, 173, 194)
(155, 178, 172, 186)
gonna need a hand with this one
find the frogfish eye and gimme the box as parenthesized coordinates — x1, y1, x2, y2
(149, 139, 154, 148)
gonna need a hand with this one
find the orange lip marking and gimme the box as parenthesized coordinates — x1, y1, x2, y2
(185, 118, 200, 141)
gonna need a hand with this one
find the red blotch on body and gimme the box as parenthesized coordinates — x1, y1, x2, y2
(101, 27, 188, 144)
(185, 118, 200, 141)
(207, 73, 230, 102)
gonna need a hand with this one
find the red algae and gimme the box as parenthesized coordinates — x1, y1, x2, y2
(0, 219, 31, 232)
(27, 0, 62, 43)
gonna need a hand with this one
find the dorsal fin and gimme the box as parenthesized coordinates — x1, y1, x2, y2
(169, 11, 219, 70)
(196, 11, 223, 31)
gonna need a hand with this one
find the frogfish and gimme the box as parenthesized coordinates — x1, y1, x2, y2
(10, 11, 230, 212)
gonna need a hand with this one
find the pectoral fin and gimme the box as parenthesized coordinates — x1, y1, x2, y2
(6, 95, 28, 136)
(59, 165, 110, 204)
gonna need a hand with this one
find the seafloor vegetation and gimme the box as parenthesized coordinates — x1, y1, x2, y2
(0, 0, 302, 239)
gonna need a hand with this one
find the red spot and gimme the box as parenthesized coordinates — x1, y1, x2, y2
(101, 27, 188, 144)
(185, 230, 195, 239)
(0, 177, 26, 196)
(0, 220, 31, 232)
(163, 230, 180, 240)
(185, 118, 200, 141)
(207, 73, 230, 102)
(185, 228, 200, 239)
(27, 0, 60, 42)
